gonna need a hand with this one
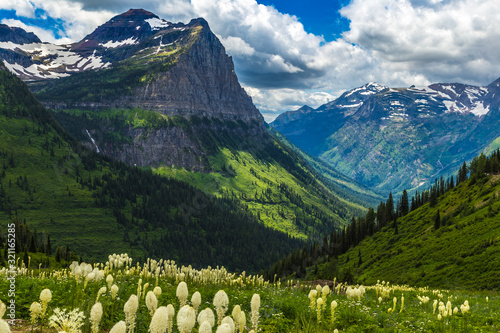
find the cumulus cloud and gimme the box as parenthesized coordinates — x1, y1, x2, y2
(341, 0, 500, 84)
(1, 0, 500, 119)
(244, 85, 335, 121)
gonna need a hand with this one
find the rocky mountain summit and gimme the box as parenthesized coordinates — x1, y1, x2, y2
(1, 9, 262, 123)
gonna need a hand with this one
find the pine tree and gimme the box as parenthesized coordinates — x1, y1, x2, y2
(401, 190, 409, 216)
(46, 235, 52, 256)
(366, 208, 375, 235)
(434, 210, 441, 230)
(386, 193, 394, 222)
(376, 201, 386, 229)
(429, 186, 438, 207)
(55, 246, 62, 262)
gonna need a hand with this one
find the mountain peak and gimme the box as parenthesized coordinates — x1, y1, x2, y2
(0, 24, 41, 44)
(77, 8, 164, 47)
(298, 105, 314, 112)
(119, 8, 159, 19)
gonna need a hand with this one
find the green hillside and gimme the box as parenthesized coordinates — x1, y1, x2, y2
(271, 129, 384, 209)
(51, 108, 368, 240)
(0, 62, 304, 271)
(339, 169, 500, 290)
(268, 151, 500, 289)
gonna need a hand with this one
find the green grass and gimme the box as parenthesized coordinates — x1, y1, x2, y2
(333, 174, 500, 290)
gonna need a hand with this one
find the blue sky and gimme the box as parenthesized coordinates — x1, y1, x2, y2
(1, 0, 500, 121)
(258, 0, 351, 41)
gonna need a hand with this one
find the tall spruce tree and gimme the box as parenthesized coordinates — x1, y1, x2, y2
(386, 193, 394, 222)
(434, 210, 441, 230)
(401, 190, 409, 216)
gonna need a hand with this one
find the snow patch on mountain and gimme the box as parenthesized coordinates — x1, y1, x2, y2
(100, 37, 138, 48)
(470, 101, 490, 116)
(146, 18, 170, 30)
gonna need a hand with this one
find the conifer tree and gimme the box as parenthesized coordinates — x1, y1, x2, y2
(386, 193, 394, 222)
(434, 210, 441, 230)
(429, 186, 438, 207)
(401, 190, 409, 216)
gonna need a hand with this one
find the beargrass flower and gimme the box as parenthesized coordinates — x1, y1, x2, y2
(177, 282, 189, 307)
(331, 300, 337, 324)
(106, 274, 114, 289)
(197, 308, 215, 327)
(109, 321, 126, 333)
(251, 294, 260, 332)
(96, 287, 106, 303)
(316, 297, 323, 322)
(153, 286, 162, 298)
(199, 321, 212, 333)
(149, 306, 169, 333)
(146, 291, 158, 316)
(0, 300, 5, 319)
(166, 304, 175, 333)
(232, 305, 242, 331)
(191, 292, 201, 314)
(221, 316, 235, 333)
(237, 311, 246, 332)
(214, 290, 229, 325)
(90, 302, 103, 333)
(216, 323, 232, 333)
(124, 295, 139, 333)
(40, 289, 52, 318)
(30, 302, 42, 325)
(49, 308, 85, 333)
(308, 290, 317, 310)
(0, 319, 10, 332)
(111, 284, 119, 300)
(177, 305, 196, 333)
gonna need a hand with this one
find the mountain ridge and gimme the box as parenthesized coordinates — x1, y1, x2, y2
(271, 78, 500, 195)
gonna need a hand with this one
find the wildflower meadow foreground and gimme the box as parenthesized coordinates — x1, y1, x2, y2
(0, 254, 498, 332)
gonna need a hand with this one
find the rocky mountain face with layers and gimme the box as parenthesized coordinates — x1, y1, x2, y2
(272, 80, 500, 195)
(0, 9, 266, 170)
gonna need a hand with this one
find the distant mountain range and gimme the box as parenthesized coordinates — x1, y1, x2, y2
(272, 79, 500, 194)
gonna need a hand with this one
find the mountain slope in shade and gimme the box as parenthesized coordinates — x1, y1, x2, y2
(272, 79, 500, 195)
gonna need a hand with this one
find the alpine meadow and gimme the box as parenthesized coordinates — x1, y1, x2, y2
(0, 2, 500, 333)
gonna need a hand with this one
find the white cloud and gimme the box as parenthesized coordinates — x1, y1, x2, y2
(341, 0, 500, 84)
(244, 85, 335, 122)
(1, 0, 36, 18)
